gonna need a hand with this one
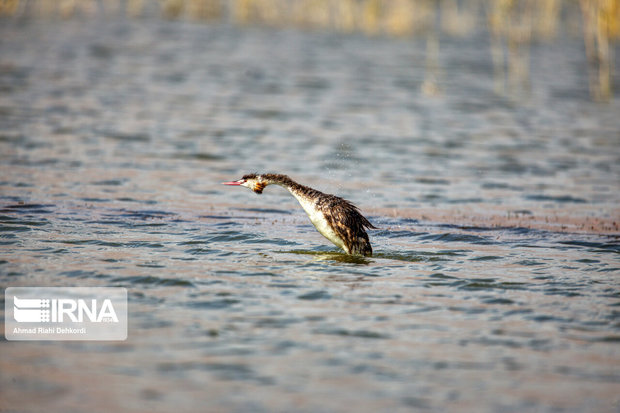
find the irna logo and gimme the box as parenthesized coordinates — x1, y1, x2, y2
(5, 287, 127, 341)
(13, 296, 119, 323)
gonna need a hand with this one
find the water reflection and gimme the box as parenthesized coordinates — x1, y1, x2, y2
(282, 249, 373, 264)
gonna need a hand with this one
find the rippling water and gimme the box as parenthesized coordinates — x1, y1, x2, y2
(1, 17, 619, 413)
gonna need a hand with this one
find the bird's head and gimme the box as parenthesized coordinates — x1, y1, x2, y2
(221, 173, 267, 194)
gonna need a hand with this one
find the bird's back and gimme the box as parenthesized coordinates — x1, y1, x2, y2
(291, 185, 376, 256)
(317, 193, 376, 256)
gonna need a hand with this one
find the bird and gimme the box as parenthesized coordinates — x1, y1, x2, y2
(222, 173, 377, 256)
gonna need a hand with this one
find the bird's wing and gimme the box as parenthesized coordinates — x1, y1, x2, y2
(318, 197, 374, 254)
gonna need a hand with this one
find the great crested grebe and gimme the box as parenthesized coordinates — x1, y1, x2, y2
(222, 173, 377, 256)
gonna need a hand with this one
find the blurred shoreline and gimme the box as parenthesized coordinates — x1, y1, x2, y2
(2, 0, 618, 100)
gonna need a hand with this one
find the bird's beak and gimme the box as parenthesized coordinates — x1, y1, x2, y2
(221, 180, 243, 186)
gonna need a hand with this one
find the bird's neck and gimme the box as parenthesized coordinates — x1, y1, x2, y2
(261, 174, 319, 203)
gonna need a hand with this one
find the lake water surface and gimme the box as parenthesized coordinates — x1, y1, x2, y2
(1, 17, 619, 412)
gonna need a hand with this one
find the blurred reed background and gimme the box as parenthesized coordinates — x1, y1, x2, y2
(1, 0, 618, 101)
